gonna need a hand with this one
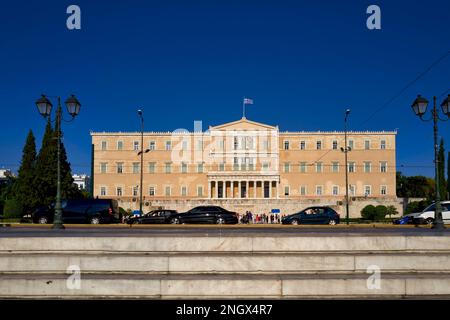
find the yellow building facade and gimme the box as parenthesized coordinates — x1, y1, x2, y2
(91, 117, 397, 214)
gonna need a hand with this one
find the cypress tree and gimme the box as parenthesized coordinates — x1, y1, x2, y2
(34, 119, 58, 206)
(12, 130, 37, 212)
(438, 138, 446, 200)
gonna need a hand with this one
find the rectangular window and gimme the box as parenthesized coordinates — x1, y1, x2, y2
(380, 161, 387, 173)
(218, 139, 224, 150)
(117, 162, 124, 174)
(117, 141, 123, 150)
(197, 140, 203, 151)
(133, 141, 139, 151)
(316, 186, 323, 196)
(299, 162, 307, 173)
(349, 185, 356, 196)
(364, 185, 372, 196)
(197, 163, 204, 173)
(100, 163, 107, 173)
(348, 162, 355, 173)
(332, 162, 339, 173)
(165, 141, 172, 151)
(380, 185, 387, 195)
(248, 158, 255, 171)
(219, 163, 225, 171)
(284, 162, 290, 173)
(132, 186, 139, 197)
(332, 140, 338, 150)
(380, 140, 386, 150)
(116, 187, 122, 196)
(348, 140, 354, 150)
(284, 140, 290, 150)
(234, 137, 239, 150)
(284, 186, 290, 196)
(233, 157, 239, 171)
(365, 140, 370, 150)
(332, 186, 339, 196)
(182, 140, 188, 151)
(197, 186, 203, 197)
(165, 186, 171, 196)
(300, 185, 307, 196)
(100, 187, 106, 196)
(181, 186, 187, 196)
(101, 141, 107, 151)
(165, 162, 172, 174)
(181, 162, 188, 173)
(132, 163, 140, 174)
(364, 162, 371, 173)
(149, 186, 155, 196)
(262, 139, 269, 151)
(316, 162, 323, 173)
(148, 162, 156, 173)
(300, 141, 306, 150)
(149, 141, 156, 150)
(316, 141, 322, 150)
(263, 162, 269, 171)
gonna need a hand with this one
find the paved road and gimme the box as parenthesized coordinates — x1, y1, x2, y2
(1, 224, 449, 237)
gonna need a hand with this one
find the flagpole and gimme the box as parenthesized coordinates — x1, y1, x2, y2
(242, 98, 245, 119)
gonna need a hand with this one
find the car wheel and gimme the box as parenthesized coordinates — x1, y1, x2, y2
(38, 216, 48, 224)
(328, 219, 337, 226)
(90, 217, 101, 225)
(170, 217, 180, 224)
(216, 217, 225, 224)
(425, 218, 434, 225)
(291, 219, 300, 225)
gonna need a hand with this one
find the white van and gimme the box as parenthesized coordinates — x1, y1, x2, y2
(407, 201, 450, 225)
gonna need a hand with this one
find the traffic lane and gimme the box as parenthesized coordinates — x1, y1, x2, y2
(1, 224, 448, 237)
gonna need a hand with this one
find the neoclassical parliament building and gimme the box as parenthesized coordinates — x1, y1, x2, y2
(91, 117, 397, 215)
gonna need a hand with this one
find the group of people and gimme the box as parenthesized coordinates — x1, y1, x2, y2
(238, 211, 286, 224)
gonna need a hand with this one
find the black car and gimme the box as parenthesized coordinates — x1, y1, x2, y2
(170, 206, 238, 224)
(32, 198, 120, 224)
(282, 206, 340, 225)
(127, 209, 178, 225)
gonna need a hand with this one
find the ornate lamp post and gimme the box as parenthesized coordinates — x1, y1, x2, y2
(411, 94, 450, 231)
(341, 109, 351, 225)
(137, 109, 150, 215)
(35, 94, 81, 229)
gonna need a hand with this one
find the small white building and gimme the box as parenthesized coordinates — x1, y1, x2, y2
(73, 174, 90, 190)
(0, 169, 13, 184)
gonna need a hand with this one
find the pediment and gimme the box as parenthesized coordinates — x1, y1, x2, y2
(210, 117, 277, 131)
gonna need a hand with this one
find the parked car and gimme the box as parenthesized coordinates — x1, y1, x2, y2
(400, 201, 450, 225)
(32, 198, 120, 224)
(170, 206, 238, 224)
(127, 209, 178, 224)
(281, 206, 340, 225)
(393, 215, 412, 225)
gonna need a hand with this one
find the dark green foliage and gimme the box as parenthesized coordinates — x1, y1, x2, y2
(386, 205, 399, 218)
(448, 151, 450, 199)
(33, 119, 82, 206)
(360, 205, 387, 220)
(404, 200, 432, 215)
(396, 172, 435, 199)
(361, 205, 376, 220)
(3, 198, 23, 219)
(12, 130, 37, 213)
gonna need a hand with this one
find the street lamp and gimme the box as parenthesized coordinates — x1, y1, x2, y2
(35, 94, 81, 229)
(340, 109, 351, 225)
(411, 94, 450, 231)
(137, 109, 150, 215)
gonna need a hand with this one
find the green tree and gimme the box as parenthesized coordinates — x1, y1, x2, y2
(34, 119, 81, 206)
(438, 138, 446, 200)
(386, 205, 399, 218)
(3, 198, 23, 219)
(361, 205, 376, 220)
(12, 130, 38, 213)
(374, 205, 387, 220)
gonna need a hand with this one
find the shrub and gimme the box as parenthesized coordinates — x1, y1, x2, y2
(3, 199, 24, 219)
(361, 205, 376, 220)
(374, 205, 387, 220)
(386, 205, 399, 217)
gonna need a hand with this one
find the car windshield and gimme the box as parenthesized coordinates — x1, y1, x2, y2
(423, 204, 435, 212)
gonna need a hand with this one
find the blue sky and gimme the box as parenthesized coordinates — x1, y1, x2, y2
(0, 0, 449, 177)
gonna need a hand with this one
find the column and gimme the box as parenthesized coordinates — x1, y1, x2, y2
(208, 181, 212, 199)
(245, 181, 249, 198)
(253, 180, 257, 198)
(223, 181, 227, 199)
(231, 181, 234, 198)
(215, 181, 219, 199)
(268, 181, 272, 198)
(276, 181, 279, 199)
(239, 181, 242, 198)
